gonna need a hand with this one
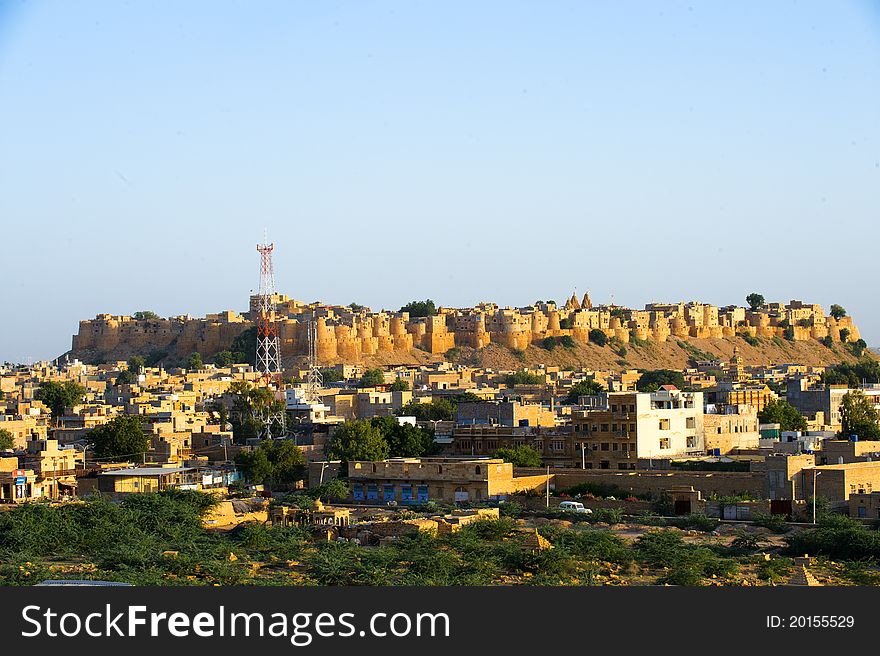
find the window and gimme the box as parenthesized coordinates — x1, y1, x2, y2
(687, 436, 697, 448)
(353, 484, 364, 501)
(686, 417, 696, 429)
(601, 424, 609, 432)
(601, 443, 610, 451)
(659, 419, 670, 431)
(659, 438, 670, 449)
(367, 485, 378, 501)
(417, 485, 429, 502)
(611, 405, 618, 413)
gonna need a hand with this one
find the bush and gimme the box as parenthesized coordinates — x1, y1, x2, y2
(757, 556, 793, 583)
(559, 335, 576, 348)
(588, 329, 608, 347)
(752, 512, 789, 533)
(784, 514, 880, 560)
(541, 336, 557, 351)
(677, 513, 719, 532)
(594, 507, 624, 525)
(505, 371, 543, 386)
(495, 444, 542, 468)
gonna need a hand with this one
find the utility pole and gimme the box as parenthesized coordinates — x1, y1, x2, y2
(812, 468, 822, 524)
(545, 465, 550, 508)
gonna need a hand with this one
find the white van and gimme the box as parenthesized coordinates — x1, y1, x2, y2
(558, 501, 592, 514)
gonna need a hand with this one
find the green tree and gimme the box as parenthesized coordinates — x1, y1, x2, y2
(187, 352, 204, 370)
(390, 378, 410, 392)
(230, 327, 258, 367)
(348, 303, 366, 312)
(822, 360, 880, 386)
(369, 416, 435, 457)
(308, 479, 350, 502)
(208, 401, 229, 428)
(114, 369, 138, 386)
(320, 368, 345, 383)
(35, 380, 87, 423)
(541, 336, 557, 350)
(400, 299, 436, 317)
(495, 444, 542, 468)
(86, 415, 151, 462)
(839, 391, 880, 440)
(396, 398, 456, 421)
(849, 339, 868, 357)
(559, 335, 576, 348)
(758, 399, 808, 432)
(327, 421, 390, 462)
(144, 349, 169, 367)
(0, 429, 14, 451)
(127, 355, 146, 372)
(235, 439, 305, 488)
(213, 350, 236, 367)
(133, 311, 160, 321)
(565, 380, 604, 404)
(783, 326, 795, 341)
(830, 304, 847, 320)
(820, 335, 834, 348)
(839, 328, 851, 343)
(359, 368, 385, 387)
(226, 381, 284, 442)
(505, 371, 543, 386)
(746, 293, 765, 311)
(636, 370, 686, 392)
(588, 329, 608, 347)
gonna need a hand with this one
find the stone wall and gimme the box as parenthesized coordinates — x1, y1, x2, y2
(69, 298, 862, 364)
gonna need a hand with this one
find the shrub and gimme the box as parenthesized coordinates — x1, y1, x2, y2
(757, 556, 793, 583)
(752, 512, 789, 534)
(595, 507, 624, 525)
(588, 329, 608, 347)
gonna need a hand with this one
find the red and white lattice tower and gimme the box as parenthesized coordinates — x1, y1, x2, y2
(256, 237, 286, 437)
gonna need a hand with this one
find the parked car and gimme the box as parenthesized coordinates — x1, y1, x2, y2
(558, 501, 593, 514)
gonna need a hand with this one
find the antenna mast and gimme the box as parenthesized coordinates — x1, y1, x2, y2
(255, 235, 286, 437)
(305, 318, 323, 404)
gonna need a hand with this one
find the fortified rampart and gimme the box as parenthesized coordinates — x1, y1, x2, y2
(69, 294, 862, 364)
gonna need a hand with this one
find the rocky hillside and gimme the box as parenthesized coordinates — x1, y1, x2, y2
(360, 336, 873, 371)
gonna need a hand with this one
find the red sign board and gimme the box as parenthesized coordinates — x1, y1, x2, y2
(12, 469, 25, 478)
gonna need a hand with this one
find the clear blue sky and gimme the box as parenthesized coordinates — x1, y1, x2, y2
(1, 1, 878, 363)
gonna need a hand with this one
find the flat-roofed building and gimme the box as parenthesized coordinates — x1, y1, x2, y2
(571, 388, 704, 470)
(347, 457, 549, 504)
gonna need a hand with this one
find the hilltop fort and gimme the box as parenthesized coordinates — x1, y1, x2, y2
(67, 293, 863, 368)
